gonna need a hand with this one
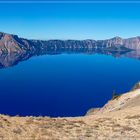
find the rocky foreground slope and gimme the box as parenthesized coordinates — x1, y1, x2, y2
(1, 83, 140, 139)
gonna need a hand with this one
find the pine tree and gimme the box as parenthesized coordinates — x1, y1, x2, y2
(112, 90, 117, 100)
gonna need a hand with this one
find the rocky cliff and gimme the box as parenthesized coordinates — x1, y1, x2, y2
(1, 32, 140, 55)
(1, 32, 140, 68)
(0, 32, 32, 54)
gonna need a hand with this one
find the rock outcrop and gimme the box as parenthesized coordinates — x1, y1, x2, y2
(1, 32, 140, 68)
(87, 82, 140, 115)
(0, 32, 139, 55)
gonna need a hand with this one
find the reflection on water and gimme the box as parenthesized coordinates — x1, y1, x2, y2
(0, 48, 139, 69)
(0, 53, 32, 68)
(1, 48, 140, 117)
(122, 50, 140, 60)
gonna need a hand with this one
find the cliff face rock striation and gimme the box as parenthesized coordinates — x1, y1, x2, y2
(1, 32, 140, 55)
(1, 32, 140, 68)
(0, 32, 32, 54)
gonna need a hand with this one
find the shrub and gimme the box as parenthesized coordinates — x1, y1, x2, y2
(131, 81, 140, 91)
(112, 90, 120, 100)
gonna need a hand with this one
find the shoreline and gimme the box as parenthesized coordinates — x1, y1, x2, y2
(1, 83, 140, 139)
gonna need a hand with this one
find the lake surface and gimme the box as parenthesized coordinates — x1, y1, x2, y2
(0, 53, 140, 117)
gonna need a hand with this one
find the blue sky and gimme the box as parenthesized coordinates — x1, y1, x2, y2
(0, 3, 140, 40)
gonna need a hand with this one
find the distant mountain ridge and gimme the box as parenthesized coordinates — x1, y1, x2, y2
(0, 32, 140, 55)
(1, 32, 140, 68)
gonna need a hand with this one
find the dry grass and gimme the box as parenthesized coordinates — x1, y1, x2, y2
(1, 88, 140, 139)
(1, 107, 140, 140)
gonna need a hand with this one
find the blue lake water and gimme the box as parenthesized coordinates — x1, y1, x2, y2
(0, 53, 140, 117)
